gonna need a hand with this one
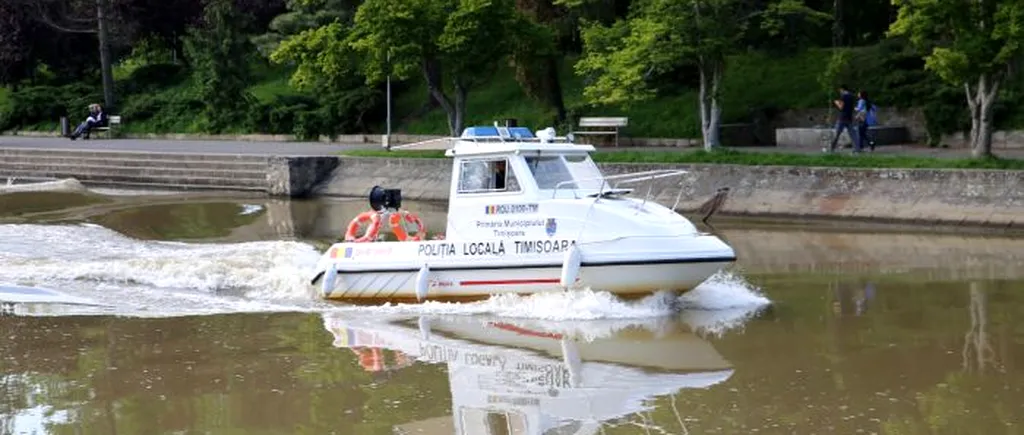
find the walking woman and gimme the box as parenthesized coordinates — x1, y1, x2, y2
(854, 91, 877, 152)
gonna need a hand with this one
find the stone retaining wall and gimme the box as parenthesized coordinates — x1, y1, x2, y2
(775, 126, 909, 148)
(940, 130, 1024, 149)
(0, 147, 338, 197)
(773, 107, 929, 143)
(320, 157, 1024, 228)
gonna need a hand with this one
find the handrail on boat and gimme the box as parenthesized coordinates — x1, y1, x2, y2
(552, 169, 685, 197)
(389, 137, 456, 151)
(552, 169, 689, 208)
(459, 136, 576, 144)
(558, 170, 692, 245)
(392, 134, 582, 150)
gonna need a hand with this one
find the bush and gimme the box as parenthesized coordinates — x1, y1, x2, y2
(120, 92, 204, 132)
(118, 63, 188, 95)
(247, 87, 383, 140)
(248, 94, 316, 135)
(0, 84, 102, 131)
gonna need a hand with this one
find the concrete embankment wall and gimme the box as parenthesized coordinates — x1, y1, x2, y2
(320, 157, 1024, 228)
(0, 148, 337, 197)
(4, 147, 1020, 228)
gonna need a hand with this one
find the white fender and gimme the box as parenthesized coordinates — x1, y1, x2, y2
(559, 243, 582, 289)
(560, 338, 583, 388)
(415, 263, 430, 301)
(418, 316, 432, 340)
(321, 264, 338, 296)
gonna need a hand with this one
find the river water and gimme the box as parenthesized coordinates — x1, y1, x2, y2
(1, 188, 1023, 434)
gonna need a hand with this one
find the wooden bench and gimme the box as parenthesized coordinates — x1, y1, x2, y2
(572, 116, 629, 147)
(93, 115, 122, 138)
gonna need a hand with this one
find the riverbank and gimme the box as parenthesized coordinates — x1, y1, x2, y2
(320, 157, 1024, 229)
(1, 138, 1021, 229)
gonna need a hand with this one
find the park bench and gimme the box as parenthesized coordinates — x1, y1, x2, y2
(572, 116, 629, 147)
(93, 115, 122, 138)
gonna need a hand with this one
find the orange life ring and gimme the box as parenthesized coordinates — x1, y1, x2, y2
(344, 211, 382, 242)
(389, 211, 426, 241)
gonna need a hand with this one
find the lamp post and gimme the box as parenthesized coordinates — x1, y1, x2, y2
(385, 51, 392, 151)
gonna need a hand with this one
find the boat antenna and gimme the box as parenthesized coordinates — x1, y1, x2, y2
(493, 121, 510, 142)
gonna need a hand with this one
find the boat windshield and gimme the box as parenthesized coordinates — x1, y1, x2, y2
(525, 154, 606, 191)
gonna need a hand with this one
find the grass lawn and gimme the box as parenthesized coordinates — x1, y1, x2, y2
(340, 147, 1024, 170)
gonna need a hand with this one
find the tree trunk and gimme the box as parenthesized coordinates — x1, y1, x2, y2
(964, 73, 1000, 158)
(452, 80, 468, 136)
(421, 58, 441, 110)
(421, 58, 457, 135)
(544, 57, 567, 123)
(963, 282, 994, 373)
(698, 59, 723, 150)
(832, 0, 844, 47)
(96, 0, 115, 109)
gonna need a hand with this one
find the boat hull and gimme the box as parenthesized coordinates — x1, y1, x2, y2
(318, 258, 733, 302)
(312, 233, 736, 302)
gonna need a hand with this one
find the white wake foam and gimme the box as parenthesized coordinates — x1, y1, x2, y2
(1, 178, 86, 194)
(352, 289, 680, 320)
(0, 223, 321, 296)
(0, 223, 771, 329)
(332, 270, 771, 338)
(678, 271, 771, 336)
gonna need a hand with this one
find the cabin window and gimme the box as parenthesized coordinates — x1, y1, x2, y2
(457, 158, 521, 194)
(526, 154, 605, 190)
(526, 155, 575, 189)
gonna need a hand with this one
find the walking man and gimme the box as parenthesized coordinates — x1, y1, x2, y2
(828, 85, 857, 153)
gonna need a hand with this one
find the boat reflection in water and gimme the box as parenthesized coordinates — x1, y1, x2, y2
(323, 308, 757, 435)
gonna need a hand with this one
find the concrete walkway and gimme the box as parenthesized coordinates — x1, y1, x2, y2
(2, 135, 1022, 160)
(0, 136, 375, 156)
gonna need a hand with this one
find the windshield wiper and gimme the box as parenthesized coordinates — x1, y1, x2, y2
(587, 188, 633, 198)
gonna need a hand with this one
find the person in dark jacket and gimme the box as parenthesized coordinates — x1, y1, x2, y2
(827, 85, 858, 153)
(69, 104, 108, 140)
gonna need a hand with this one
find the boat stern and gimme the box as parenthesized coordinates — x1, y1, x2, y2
(310, 244, 343, 286)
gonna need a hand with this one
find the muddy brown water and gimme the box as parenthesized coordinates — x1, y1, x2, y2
(1, 189, 1023, 434)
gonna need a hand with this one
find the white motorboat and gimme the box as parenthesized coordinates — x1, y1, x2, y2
(311, 124, 736, 302)
(323, 313, 734, 435)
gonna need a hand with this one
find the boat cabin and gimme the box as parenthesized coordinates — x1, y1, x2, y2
(442, 125, 615, 241)
(446, 126, 606, 194)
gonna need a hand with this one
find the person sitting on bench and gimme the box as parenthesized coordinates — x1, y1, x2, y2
(69, 104, 108, 140)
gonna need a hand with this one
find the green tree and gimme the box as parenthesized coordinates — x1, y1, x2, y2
(252, 0, 356, 56)
(0, 2, 36, 87)
(575, 0, 828, 150)
(270, 20, 358, 91)
(508, 0, 569, 123)
(347, 0, 519, 136)
(11, 0, 118, 108)
(268, 1, 383, 137)
(888, 0, 1024, 158)
(184, 0, 254, 133)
